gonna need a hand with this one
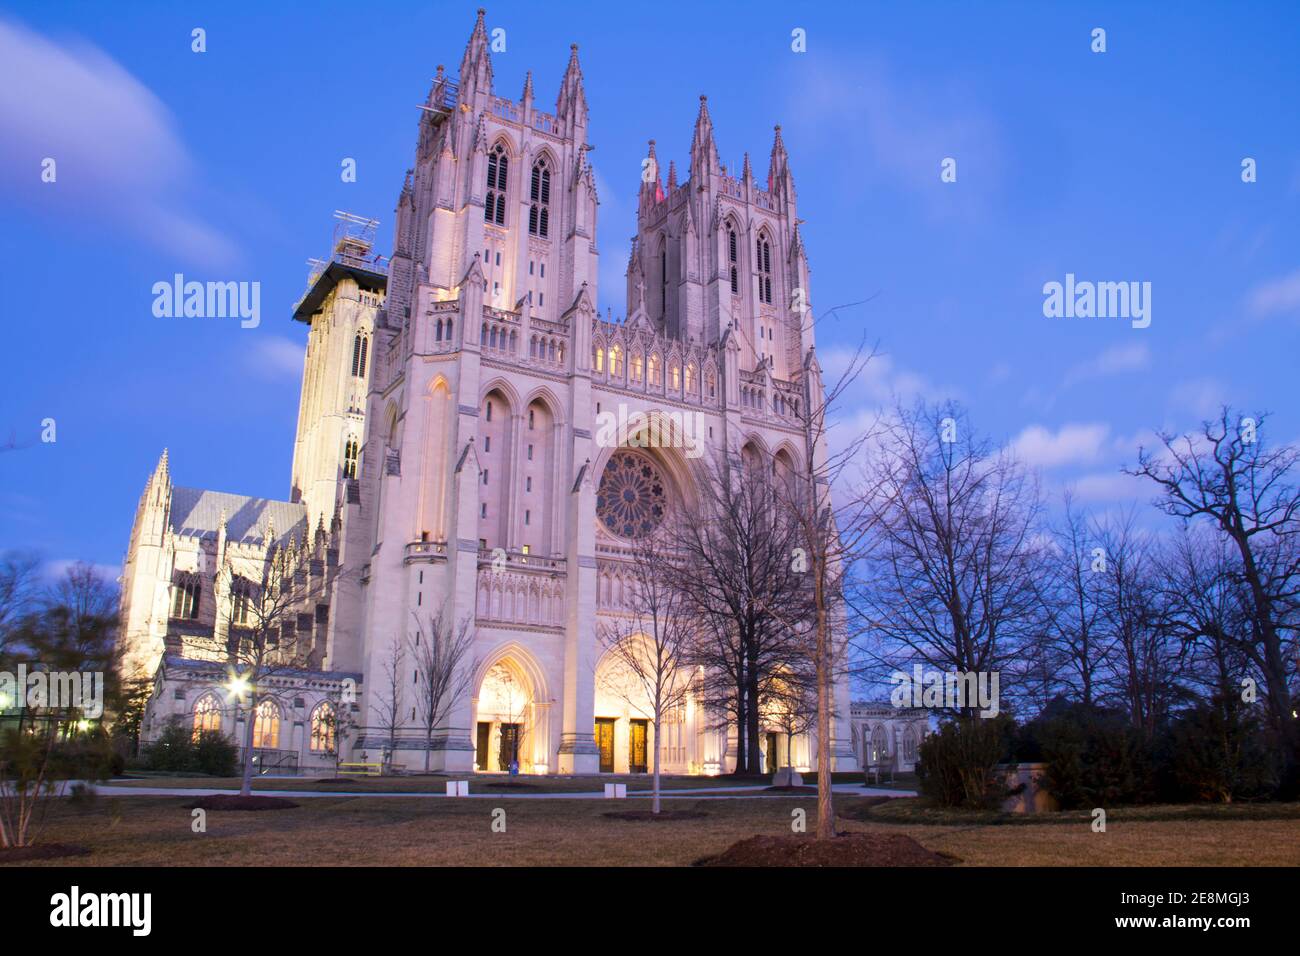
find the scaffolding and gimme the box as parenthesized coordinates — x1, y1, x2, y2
(305, 211, 385, 288)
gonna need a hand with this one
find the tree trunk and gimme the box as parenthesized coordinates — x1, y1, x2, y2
(815, 581, 834, 840)
(652, 709, 662, 815)
(733, 676, 748, 774)
(424, 734, 432, 773)
(240, 696, 257, 797)
(745, 648, 762, 776)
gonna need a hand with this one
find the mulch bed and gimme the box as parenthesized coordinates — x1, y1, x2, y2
(482, 781, 544, 791)
(602, 809, 710, 821)
(182, 795, 300, 811)
(0, 843, 92, 863)
(695, 832, 957, 867)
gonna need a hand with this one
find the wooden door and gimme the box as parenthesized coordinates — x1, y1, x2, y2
(594, 718, 615, 773)
(475, 722, 491, 771)
(629, 719, 648, 774)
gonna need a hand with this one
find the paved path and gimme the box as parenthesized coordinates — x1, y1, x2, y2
(81, 783, 916, 801)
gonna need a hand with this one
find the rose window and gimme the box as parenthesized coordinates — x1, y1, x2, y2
(596, 452, 668, 539)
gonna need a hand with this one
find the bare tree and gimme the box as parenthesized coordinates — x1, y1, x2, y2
(369, 640, 407, 774)
(408, 610, 476, 773)
(0, 551, 40, 664)
(1128, 408, 1300, 777)
(0, 721, 62, 848)
(317, 683, 358, 777)
(767, 342, 879, 839)
(186, 535, 337, 795)
(667, 448, 808, 776)
(1039, 493, 1114, 707)
(1093, 510, 1186, 736)
(760, 668, 816, 775)
(853, 401, 1044, 714)
(1160, 527, 1255, 702)
(1, 562, 118, 847)
(597, 534, 695, 813)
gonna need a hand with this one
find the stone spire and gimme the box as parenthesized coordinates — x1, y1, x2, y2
(458, 8, 494, 101)
(639, 140, 663, 211)
(768, 123, 794, 198)
(556, 43, 588, 130)
(145, 448, 171, 509)
(689, 95, 719, 180)
(153, 447, 169, 483)
(667, 159, 677, 192)
(521, 70, 534, 106)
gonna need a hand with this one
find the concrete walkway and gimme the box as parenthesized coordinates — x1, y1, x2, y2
(80, 782, 916, 801)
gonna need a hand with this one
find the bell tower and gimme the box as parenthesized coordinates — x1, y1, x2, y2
(289, 212, 386, 530)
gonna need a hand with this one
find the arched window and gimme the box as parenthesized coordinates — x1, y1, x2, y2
(171, 573, 201, 620)
(192, 693, 221, 740)
(351, 333, 369, 378)
(343, 438, 359, 479)
(230, 576, 254, 626)
(609, 344, 622, 376)
(631, 353, 643, 383)
(528, 157, 551, 238)
(705, 366, 717, 399)
(670, 363, 681, 390)
(685, 363, 696, 393)
(648, 353, 661, 386)
(903, 725, 918, 762)
(253, 699, 280, 750)
(485, 143, 508, 226)
(757, 235, 773, 304)
(727, 226, 738, 295)
(869, 724, 888, 765)
(310, 702, 336, 753)
(594, 346, 605, 373)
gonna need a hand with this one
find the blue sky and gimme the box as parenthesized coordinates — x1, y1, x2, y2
(1, 0, 1298, 577)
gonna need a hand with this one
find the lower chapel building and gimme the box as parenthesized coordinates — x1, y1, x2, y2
(118, 11, 927, 776)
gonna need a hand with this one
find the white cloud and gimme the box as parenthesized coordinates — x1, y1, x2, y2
(246, 335, 305, 379)
(820, 347, 946, 407)
(1167, 378, 1227, 418)
(1246, 270, 1300, 317)
(1067, 471, 1149, 504)
(1011, 423, 1110, 468)
(1061, 342, 1150, 389)
(43, 559, 121, 584)
(0, 16, 236, 265)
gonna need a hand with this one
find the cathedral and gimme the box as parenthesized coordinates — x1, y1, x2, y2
(118, 9, 883, 777)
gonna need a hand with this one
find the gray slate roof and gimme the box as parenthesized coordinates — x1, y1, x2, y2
(170, 486, 308, 544)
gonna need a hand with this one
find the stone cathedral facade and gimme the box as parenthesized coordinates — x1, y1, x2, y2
(119, 9, 864, 776)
